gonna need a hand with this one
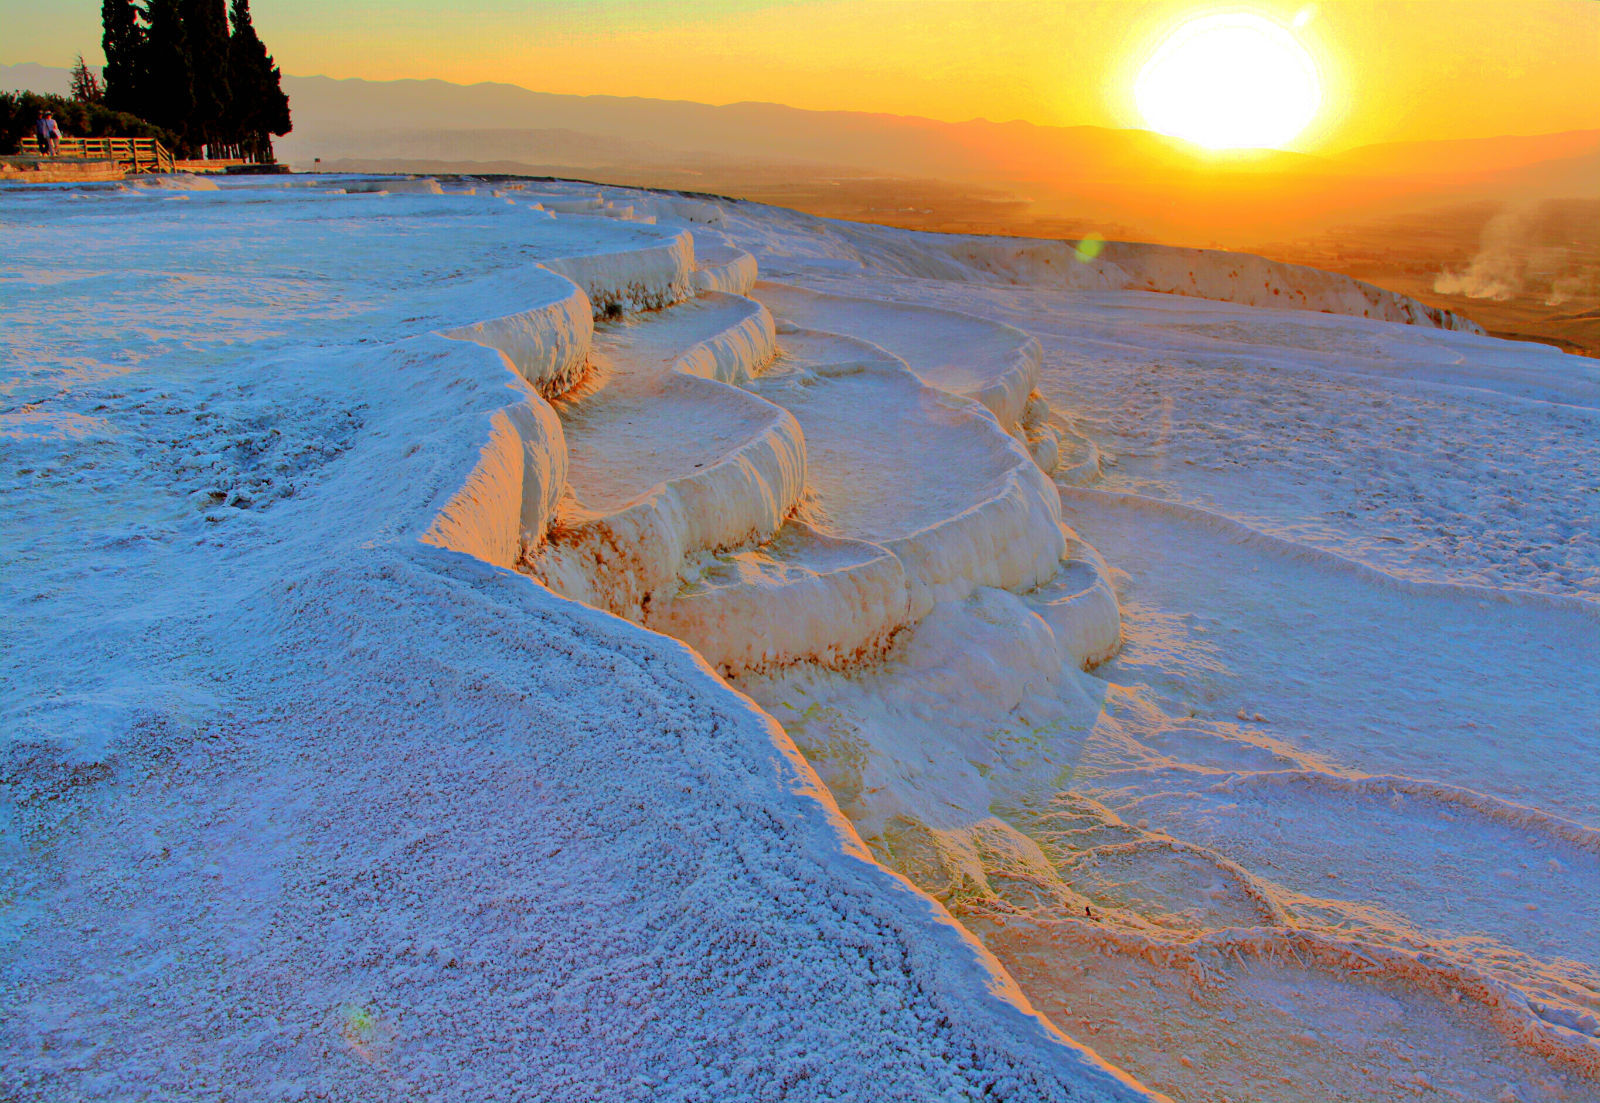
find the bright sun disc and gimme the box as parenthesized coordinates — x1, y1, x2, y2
(1135, 12, 1322, 150)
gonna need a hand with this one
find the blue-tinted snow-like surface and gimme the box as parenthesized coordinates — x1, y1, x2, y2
(702, 197, 1600, 1102)
(0, 180, 1148, 1103)
(1, 180, 669, 403)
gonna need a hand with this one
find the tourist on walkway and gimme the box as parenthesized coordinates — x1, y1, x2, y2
(36, 111, 62, 157)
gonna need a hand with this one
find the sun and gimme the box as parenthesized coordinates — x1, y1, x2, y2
(1134, 12, 1323, 151)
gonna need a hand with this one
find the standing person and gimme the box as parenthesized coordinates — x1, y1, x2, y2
(42, 110, 62, 157)
(33, 111, 50, 154)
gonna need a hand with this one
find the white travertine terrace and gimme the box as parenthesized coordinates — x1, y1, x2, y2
(14, 175, 1593, 1103)
(693, 241, 761, 295)
(783, 218, 1488, 333)
(541, 228, 696, 314)
(418, 183, 1595, 1098)
(7, 179, 1170, 1101)
(754, 281, 1046, 429)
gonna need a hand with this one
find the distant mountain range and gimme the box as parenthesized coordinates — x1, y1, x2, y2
(7, 62, 1596, 241)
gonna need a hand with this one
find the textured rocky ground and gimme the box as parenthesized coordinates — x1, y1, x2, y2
(3, 175, 1595, 1102)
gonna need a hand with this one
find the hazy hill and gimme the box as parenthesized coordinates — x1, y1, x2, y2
(260, 72, 1595, 236)
(1, 62, 71, 96)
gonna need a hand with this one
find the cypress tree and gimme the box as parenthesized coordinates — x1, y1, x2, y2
(227, 0, 291, 162)
(144, 0, 196, 153)
(99, 0, 291, 160)
(100, 0, 146, 118)
(71, 55, 106, 104)
(181, 0, 231, 157)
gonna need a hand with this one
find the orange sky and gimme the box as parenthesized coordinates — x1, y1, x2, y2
(5, 0, 1598, 152)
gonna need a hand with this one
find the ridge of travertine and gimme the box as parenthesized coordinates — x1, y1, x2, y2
(418, 212, 699, 566)
(418, 189, 1128, 895)
(754, 280, 1045, 431)
(404, 190, 1161, 1100)
(418, 184, 1118, 693)
(129, 178, 1578, 1102)
(473, 241, 1108, 678)
(7, 177, 1166, 1102)
(693, 242, 761, 295)
(729, 207, 1484, 334)
(416, 188, 1126, 702)
(417, 181, 1598, 1099)
(28, 175, 1561, 1102)
(521, 291, 805, 620)
(415, 187, 1106, 674)
(498, 186, 1600, 1094)
(649, 321, 1075, 673)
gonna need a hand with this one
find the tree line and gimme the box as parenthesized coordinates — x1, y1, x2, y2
(1, 88, 177, 156)
(101, 0, 291, 161)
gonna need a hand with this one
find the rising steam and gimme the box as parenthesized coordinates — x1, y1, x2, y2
(1435, 203, 1599, 306)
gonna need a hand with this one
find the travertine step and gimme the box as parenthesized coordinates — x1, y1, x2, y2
(644, 326, 1068, 673)
(525, 291, 802, 619)
(754, 281, 1044, 432)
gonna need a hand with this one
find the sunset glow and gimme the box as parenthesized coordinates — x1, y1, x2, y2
(1134, 12, 1323, 150)
(2, 2, 1598, 152)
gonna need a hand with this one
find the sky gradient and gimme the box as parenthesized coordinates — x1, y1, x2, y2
(4, 0, 1597, 151)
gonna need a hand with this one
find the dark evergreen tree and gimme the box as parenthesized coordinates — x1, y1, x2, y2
(181, 0, 230, 156)
(100, 0, 146, 118)
(227, 0, 291, 162)
(143, 0, 196, 153)
(71, 56, 106, 104)
(97, 0, 291, 161)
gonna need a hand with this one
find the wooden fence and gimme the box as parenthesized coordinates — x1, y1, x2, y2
(19, 136, 176, 174)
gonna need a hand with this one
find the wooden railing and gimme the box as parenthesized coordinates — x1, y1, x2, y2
(19, 136, 176, 174)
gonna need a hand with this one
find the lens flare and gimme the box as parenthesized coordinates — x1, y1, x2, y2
(1135, 12, 1323, 150)
(1074, 232, 1106, 262)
